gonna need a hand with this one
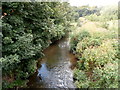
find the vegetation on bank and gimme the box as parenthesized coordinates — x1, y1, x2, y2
(1, 2, 119, 89)
(1, 2, 72, 89)
(70, 5, 99, 22)
(70, 5, 118, 88)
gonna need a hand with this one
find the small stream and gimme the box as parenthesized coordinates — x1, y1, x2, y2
(27, 37, 77, 88)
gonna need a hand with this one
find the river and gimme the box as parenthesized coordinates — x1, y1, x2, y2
(27, 37, 77, 88)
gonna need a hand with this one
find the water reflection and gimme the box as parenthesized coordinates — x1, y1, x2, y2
(28, 37, 77, 88)
(37, 63, 50, 81)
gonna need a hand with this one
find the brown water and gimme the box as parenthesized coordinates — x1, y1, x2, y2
(27, 37, 77, 88)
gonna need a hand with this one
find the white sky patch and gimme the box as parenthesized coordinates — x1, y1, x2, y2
(69, 0, 119, 7)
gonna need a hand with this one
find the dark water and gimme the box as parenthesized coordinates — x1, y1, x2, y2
(27, 37, 77, 88)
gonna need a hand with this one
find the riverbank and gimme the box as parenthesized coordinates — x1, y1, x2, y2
(2, 2, 72, 89)
(70, 17, 118, 88)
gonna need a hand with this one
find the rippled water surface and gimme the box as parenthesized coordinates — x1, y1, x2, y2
(28, 37, 77, 88)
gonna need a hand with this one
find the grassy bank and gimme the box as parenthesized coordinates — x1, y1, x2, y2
(70, 17, 118, 88)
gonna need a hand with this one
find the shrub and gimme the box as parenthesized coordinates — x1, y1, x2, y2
(74, 62, 118, 88)
(71, 15, 118, 88)
(100, 22, 109, 29)
(74, 69, 90, 88)
(1, 54, 20, 75)
(76, 37, 102, 54)
(91, 62, 118, 88)
(70, 30, 91, 53)
(2, 2, 71, 88)
(82, 40, 116, 70)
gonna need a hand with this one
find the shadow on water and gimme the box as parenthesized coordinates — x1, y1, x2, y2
(27, 37, 77, 88)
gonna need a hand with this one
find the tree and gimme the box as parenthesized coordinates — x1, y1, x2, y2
(1, 2, 71, 89)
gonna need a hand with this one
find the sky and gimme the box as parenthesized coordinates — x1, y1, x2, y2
(68, 0, 119, 7)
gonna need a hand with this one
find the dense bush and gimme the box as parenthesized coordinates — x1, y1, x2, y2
(85, 5, 118, 22)
(76, 37, 102, 54)
(74, 61, 118, 88)
(70, 30, 91, 53)
(85, 14, 102, 21)
(1, 2, 71, 89)
(75, 5, 99, 17)
(81, 40, 116, 70)
(74, 69, 89, 88)
(70, 20, 118, 88)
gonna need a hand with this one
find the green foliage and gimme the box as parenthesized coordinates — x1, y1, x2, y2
(74, 62, 118, 88)
(1, 54, 20, 75)
(100, 22, 109, 29)
(100, 5, 118, 20)
(85, 14, 102, 21)
(91, 63, 118, 88)
(70, 18, 118, 88)
(76, 37, 102, 54)
(2, 79, 28, 89)
(72, 40, 118, 88)
(82, 41, 116, 69)
(76, 5, 99, 17)
(70, 5, 99, 22)
(119, 4, 120, 19)
(70, 30, 91, 53)
(85, 5, 118, 22)
(2, 2, 71, 88)
(74, 69, 90, 88)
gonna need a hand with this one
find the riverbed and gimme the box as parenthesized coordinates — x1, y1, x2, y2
(27, 37, 77, 88)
